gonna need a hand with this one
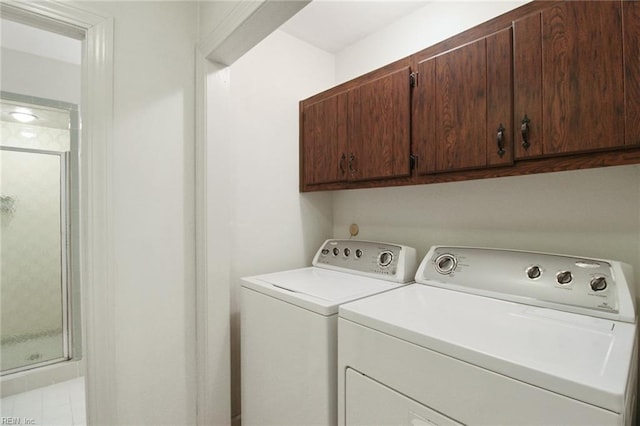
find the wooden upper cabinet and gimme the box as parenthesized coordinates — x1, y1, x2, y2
(413, 27, 513, 175)
(300, 62, 412, 190)
(625, 1, 640, 147)
(514, 1, 639, 159)
(348, 66, 412, 182)
(300, 92, 348, 186)
(300, 1, 640, 192)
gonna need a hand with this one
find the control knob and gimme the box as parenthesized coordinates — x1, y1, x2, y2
(526, 265, 542, 280)
(590, 276, 608, 292)
(435, 254, 457, 275)
(377, 250, 394, 268)
(556, 271, 573, 285)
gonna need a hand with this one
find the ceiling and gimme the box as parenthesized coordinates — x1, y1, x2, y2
(0, 1, 429, 64)
(278, 0, 430, 53)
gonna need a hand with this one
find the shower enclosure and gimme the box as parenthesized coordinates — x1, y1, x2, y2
(0, 92, 81, 377)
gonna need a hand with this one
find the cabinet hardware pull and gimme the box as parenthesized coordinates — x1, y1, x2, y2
(521, 115, 531, 149)
(497, 124, 506, 157)
(348, 154, 356, 174)
(339, 154, 346, 175)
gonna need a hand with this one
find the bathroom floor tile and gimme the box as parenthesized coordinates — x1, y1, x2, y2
(1, 377, 85, 425)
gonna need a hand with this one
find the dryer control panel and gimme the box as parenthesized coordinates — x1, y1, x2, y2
(313, 239, 417, 283)
(416, 246, 636, 323)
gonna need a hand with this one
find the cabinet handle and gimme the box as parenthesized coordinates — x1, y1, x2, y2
(521, 115, 530, 149)
(348, 154, 356, 175)
(496, 124, 506, 157)
(339, 154, 346, 175)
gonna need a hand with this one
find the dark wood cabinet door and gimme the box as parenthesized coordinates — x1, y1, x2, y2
(414, 28, 513, 175)
(625, 0, 640, 147)
(301, 92, 348, 186)
(348, 66, 411, 182)
(514, 1, 629, 159)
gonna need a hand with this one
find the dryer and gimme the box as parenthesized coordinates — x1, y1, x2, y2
(338, 246, 638, 425)
(241, 239, 417, 426)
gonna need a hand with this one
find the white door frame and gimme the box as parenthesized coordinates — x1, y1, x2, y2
(0, 1, 115, 424)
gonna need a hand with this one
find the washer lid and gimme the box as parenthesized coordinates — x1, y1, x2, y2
(339, 284, 637, 414)
(242, 267, 405, 316)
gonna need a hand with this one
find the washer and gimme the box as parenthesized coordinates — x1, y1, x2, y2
(338, 246, 638, 426)
(241, 239, 417, 426)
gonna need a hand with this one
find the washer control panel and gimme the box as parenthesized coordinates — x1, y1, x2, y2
(416, 246, 636, 322)
(312, 239, 417, 283)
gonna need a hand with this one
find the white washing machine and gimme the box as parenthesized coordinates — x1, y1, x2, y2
(338, 246, 638, 426)
(241, 239, 417, 426)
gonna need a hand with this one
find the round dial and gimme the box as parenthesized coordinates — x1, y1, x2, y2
(344, 248, 351, 257)
(355, 249, 363, 258)
(377, 250, 394, 268)
(590, 276, 608, 292)
(526, 265, 542, 280)
(435, 254, 457, 275)
(556, 271, 573, 285)
(332, 247, 340, 256)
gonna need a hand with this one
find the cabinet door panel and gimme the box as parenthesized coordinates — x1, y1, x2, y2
(514, 12, 543, 159)
(301, 93, 348, 185)
(435, 38, 486, 172)
(413, 59, 436, 175)
(625, 0, 640, 146)
(349, 67, 411, 182)
(516, 2, 626, 157)
(415, 29, 512, 175)
(487, 28, 514, 166)
(543, 1, 624, 154)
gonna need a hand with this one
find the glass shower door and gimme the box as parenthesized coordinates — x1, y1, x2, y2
(1, 147, 70, 374)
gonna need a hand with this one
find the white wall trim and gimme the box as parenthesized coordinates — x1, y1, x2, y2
(1, 1, 116, 424)
(198, 0, 309, 65)
(82, 12, 116, 426)
(195, 48, 232, 426)
(198, 1, 262, 60)
(194, 48, 211, 425)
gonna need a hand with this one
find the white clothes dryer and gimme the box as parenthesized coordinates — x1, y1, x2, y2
(241, 239, 417, 426)
(338, 246, 638, 426)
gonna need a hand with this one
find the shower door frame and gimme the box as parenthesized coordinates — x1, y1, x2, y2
(0, 146, 72, 375)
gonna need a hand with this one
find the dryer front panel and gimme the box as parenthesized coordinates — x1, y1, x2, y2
(338, 318, 622, 426)
(346, 368, 461, 426)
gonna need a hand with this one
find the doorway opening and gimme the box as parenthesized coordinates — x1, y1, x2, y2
(1, 93, 81, 377)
